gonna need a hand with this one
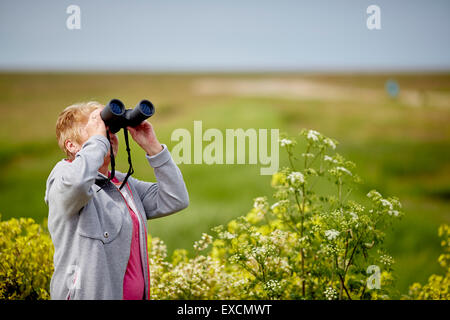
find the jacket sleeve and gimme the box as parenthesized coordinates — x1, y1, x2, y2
(129, 144, 189, 220)
(45, 135, 109, 217)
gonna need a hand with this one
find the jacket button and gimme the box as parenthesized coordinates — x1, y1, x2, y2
(104, 232, 109, 238)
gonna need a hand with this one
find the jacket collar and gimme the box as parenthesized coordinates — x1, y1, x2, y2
(95, 171, 125, 188)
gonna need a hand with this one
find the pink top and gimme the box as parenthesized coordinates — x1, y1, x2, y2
(112, 177, 145, 300)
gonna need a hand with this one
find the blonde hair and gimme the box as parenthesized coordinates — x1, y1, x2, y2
(56, 101, 103, 158)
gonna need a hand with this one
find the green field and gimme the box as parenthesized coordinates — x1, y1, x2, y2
(0, 72, 449, 295)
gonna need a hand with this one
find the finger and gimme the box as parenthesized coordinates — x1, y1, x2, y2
(127, 126, 137, 135)
(132, 122, 145, 129)
(141, 120, 151, 128)
(90, 109, 101, 121)
(110, 133, 119, 143)
(135, 120, 149, 128)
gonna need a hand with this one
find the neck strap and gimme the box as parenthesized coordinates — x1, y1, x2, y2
(97, 129, 134, 192)
(118, 128, 134, 190)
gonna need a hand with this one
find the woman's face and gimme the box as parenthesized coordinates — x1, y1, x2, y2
(66, 109, 119, 160)
(105, 131, 119, 159)
(85, 108, 120, 159)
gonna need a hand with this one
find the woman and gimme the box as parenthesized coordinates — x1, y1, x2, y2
(45, 102, 189, 299)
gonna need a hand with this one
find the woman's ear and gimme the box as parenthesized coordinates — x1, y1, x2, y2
(65, 139, 80, 158)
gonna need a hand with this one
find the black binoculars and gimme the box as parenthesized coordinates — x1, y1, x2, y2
(100, 99, 155, 134)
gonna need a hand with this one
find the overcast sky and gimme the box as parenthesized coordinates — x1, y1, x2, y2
(0, 0, 449, 71)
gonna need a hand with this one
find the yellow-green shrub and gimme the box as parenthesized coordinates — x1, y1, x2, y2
(0, 217, 53, 299)
(407, 224, 449, 300)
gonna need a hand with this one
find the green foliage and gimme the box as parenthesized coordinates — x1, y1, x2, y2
(149, 129, 404, 300)
(0, 129, 447, 300)
(407, 224, 449, 300)
(0, 217, 53, 299)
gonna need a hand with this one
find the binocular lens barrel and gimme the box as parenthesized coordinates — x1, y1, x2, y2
(100, 99, 155, 134)
(100, 99, 125, 133)
(138, 100, 154, 117)
(109, 99, 125, 115)
(126, 100, 155, 127)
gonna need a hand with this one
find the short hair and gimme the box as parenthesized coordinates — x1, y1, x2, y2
(56, 101, 103, 158)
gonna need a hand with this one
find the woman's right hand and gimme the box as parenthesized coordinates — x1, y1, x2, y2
(85, 109, 107, 138)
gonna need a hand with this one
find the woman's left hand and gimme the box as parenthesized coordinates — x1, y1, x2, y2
(127, 121, 163, 156)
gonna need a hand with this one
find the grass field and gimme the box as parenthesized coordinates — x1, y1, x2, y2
(0, 72, 449, 295)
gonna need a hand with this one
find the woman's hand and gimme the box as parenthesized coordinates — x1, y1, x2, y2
(127, 121, 163, 156)
(85, 109, 107, 138)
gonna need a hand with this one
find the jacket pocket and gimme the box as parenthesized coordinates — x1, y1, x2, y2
(77, 198, 124, 244)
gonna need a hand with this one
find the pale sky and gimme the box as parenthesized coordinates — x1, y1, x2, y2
(0, 0, 449, 71)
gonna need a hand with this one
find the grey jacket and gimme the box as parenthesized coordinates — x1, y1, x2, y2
(44, 135, 189, 300)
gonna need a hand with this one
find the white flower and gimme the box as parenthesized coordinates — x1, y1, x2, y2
(324, 286, 338, 300)
(270, 202, 280, 210)
(367, 190, 382, 199)
(279, 138, 293, 147)
(319, 243, 338, 256)
(325, 229, 340, 241)
(349, 212, 358, 221)
(229, 254, 240, 264)
(270, 229, 289, 247)
(298, 236, 308, 245)
(324, 155, 336, 163)
(233, 279, 249, 288)
(324, 138, 336, 150)
(222, 231, 236, 240)
(302, 153, 315, 158)
(307, 130, 320, 142)
(380, 254, 394, 266)
(287, 171, 305, 187)
(253, 197, 268, 210)
(388, 210, 399, 217)
(336, 166, 352, 176)
(264, 280, 282, 296)
(251, 246, 267, 257)
(381, 199, 393, 210)
(193, 233, 213, 251)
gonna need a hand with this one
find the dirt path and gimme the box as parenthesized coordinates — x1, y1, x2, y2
(192, 77, 450, 108)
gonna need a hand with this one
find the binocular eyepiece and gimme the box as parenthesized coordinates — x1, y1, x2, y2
(100, 99, 155, 134)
